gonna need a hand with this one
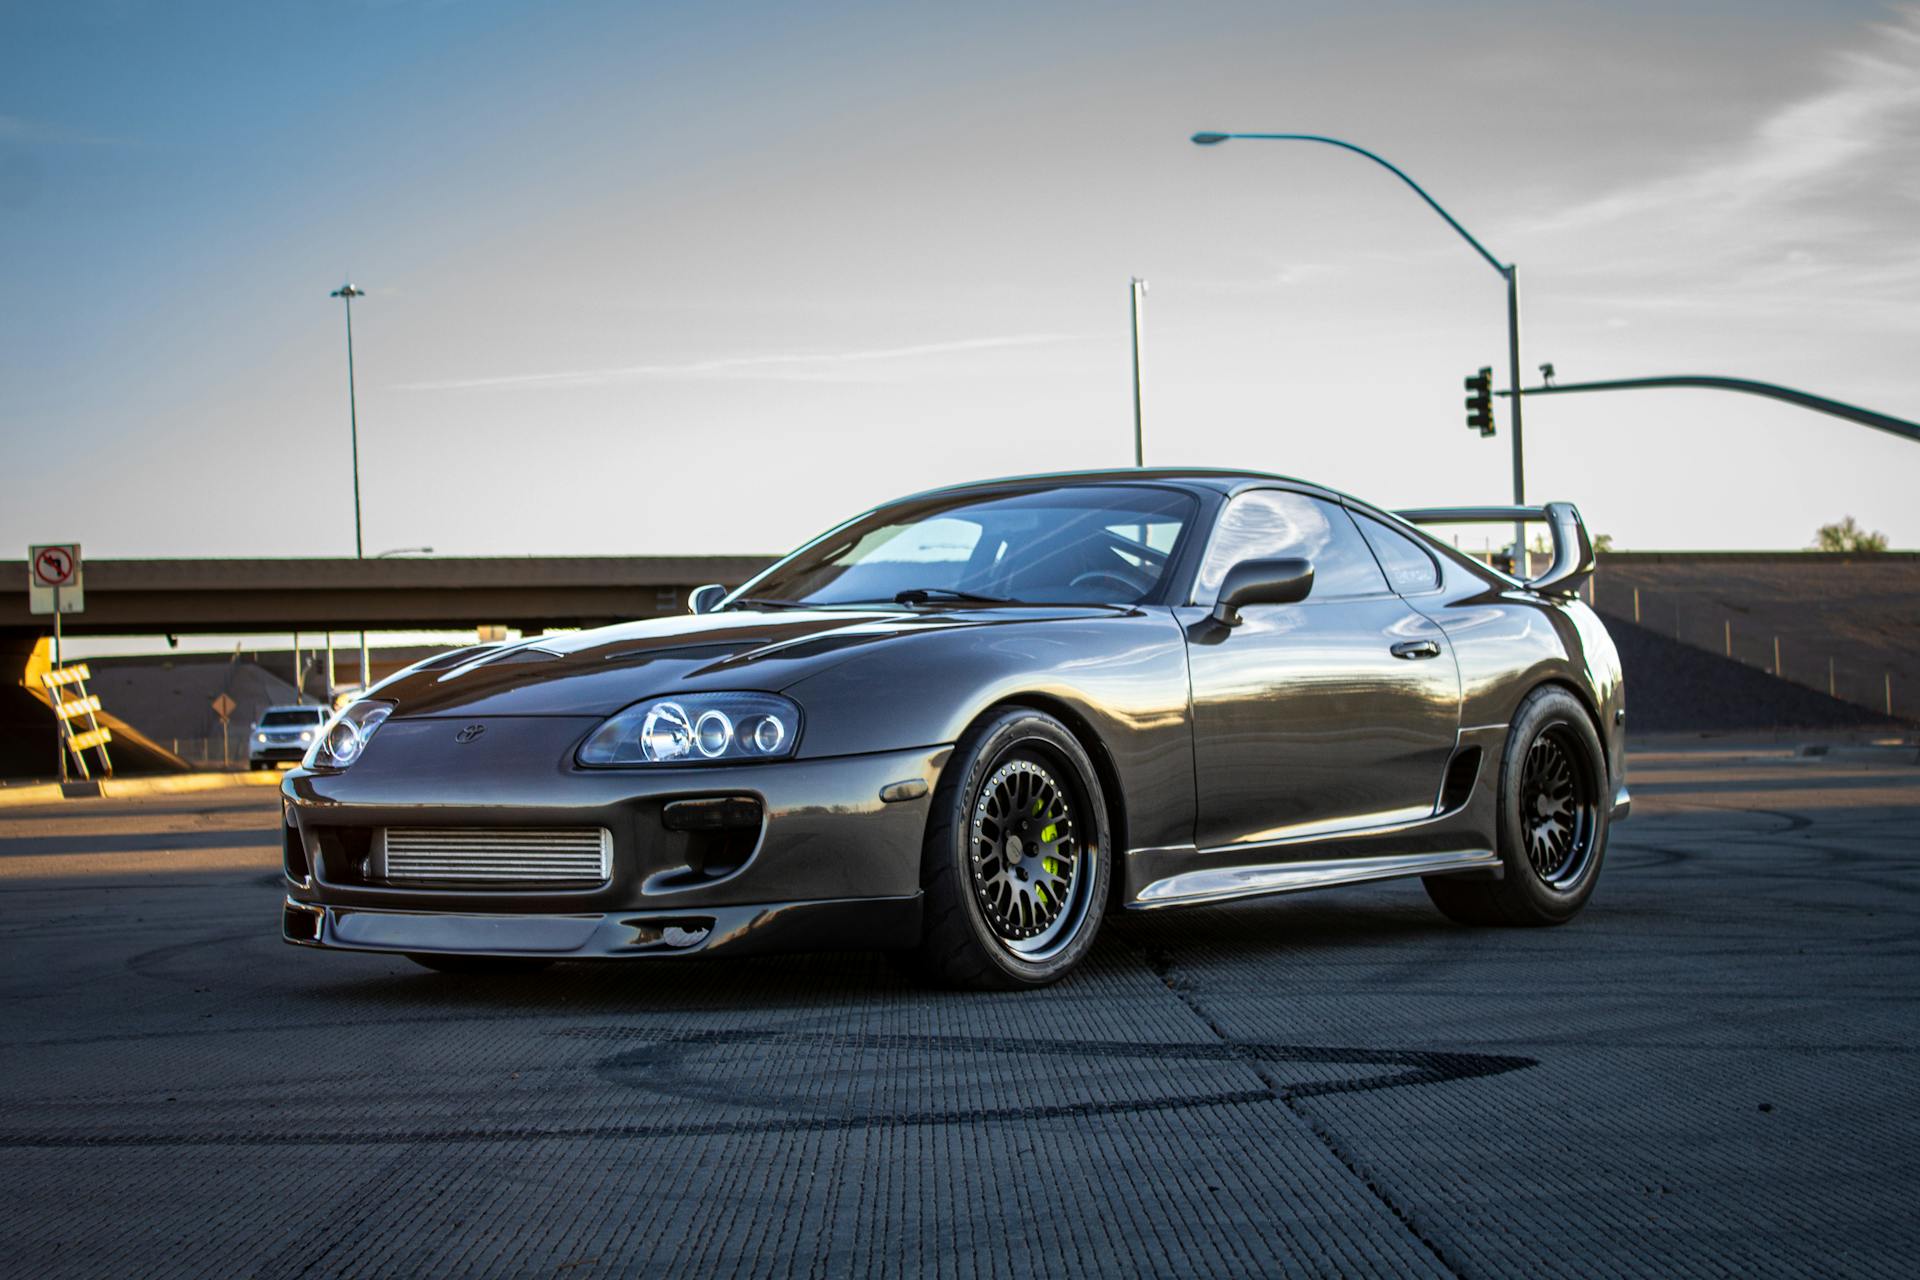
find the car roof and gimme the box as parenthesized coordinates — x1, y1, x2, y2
(901, 468, 1340, 503)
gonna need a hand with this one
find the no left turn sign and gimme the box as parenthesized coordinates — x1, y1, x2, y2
(33, 545, 79, 588)
(28, 543, 84, 615)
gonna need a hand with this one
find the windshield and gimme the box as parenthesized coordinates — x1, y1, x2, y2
(260, 709, 325, 726)
(736, 485, 1197, 607)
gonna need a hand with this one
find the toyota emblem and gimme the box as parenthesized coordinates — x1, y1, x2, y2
(455, 723, 487, 744)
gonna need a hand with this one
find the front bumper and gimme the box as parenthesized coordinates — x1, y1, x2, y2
(280, 728, 949, 961)
(282, 893, 922, 959)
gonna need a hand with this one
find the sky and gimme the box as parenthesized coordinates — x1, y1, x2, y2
(4, 0, 1919, 565)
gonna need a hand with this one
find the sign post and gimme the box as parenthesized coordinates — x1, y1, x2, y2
(212, 693, 237, 768)
(29, 544, 85, 783)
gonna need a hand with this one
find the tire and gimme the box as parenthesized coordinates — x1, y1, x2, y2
(248, 759, 266, 771)
(405, 953, 555, 975)
(912, 708, 1112, 989)
(1424, 685, 1610, 927)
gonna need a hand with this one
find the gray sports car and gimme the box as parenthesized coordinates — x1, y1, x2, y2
(282, 470, 1628, 988)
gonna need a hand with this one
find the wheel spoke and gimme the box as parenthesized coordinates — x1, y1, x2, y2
(1520, 727, 1596, 884)
(968, 756, 1088, 951)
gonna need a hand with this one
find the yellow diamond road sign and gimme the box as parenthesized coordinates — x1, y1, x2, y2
(212, 693, 237, 721)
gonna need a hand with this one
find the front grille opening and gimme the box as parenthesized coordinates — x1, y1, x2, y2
(315, 827, 375, 886)
(380, 827, 612, 886)
(1440, 747, 1483, 813)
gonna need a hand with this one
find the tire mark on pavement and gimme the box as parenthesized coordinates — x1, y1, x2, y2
(0, 1028, 1530, 1151)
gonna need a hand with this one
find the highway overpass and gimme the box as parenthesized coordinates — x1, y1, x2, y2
(0, 555, 775, 636)
(1, 555, 773, 778)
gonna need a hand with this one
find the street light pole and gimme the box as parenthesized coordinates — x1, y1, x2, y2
(1191, 131, 1527, 559)
(1130, 278, 1148, 466)
(330, 282, 371, 692)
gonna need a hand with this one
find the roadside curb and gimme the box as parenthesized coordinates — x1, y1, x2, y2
(0, 771, 284, 809)
(1798, 743, 1920, 765)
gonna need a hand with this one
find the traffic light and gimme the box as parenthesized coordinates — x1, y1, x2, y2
(1464, 366, 1494, 436)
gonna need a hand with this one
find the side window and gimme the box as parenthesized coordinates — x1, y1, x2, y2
(1196, 491, 1388, 603)
(1352, 510, 1441, 594)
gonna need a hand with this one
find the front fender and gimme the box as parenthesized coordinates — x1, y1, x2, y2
(781, 610, 1197, 850)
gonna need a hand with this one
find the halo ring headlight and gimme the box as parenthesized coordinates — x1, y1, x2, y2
(579, 693, 799, 767)
(749, 715, 785, 754)
(694, 709, 734, 757)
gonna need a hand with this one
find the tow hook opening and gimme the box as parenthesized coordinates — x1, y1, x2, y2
(283, 899, 324, 944)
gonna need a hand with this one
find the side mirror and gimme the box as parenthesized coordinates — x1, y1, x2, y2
(688, 584, 728, 615)
(1211, 557, 1314, 627)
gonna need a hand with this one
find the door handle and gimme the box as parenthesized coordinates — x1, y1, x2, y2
(1390, 640, 1442, 660)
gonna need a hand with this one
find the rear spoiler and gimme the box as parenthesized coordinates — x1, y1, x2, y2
(1392, 502, 1595, 597)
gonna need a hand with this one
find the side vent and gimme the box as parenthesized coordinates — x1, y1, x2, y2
(1439, 747, 1482, 814)
(283, 821, 311, 884)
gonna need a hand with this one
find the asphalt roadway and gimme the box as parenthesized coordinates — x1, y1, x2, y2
(2, 741, 1916, 1278)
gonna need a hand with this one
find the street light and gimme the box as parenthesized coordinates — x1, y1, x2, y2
(329, 282, 371, 690)
(1191, 131, 1529, 560)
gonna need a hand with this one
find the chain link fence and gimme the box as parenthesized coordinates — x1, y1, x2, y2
(1590, 580, 1911, 724)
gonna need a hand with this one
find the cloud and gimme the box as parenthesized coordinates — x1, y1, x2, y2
(1513, 4, 1920, 328)
(397, 332, 1085, 391)
(1531, 8, 1920, 237)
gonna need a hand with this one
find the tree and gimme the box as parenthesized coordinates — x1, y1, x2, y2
(1592, 533, 1616, 553)
(1813, 516, 1889, 553)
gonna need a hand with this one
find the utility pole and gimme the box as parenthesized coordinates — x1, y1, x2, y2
(330, 282, 371, 693)
(1130, 278, 1148, 466)
(1505, 267, 1526, 565)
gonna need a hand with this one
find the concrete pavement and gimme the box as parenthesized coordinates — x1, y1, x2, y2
(1, 744, 1915, 1277)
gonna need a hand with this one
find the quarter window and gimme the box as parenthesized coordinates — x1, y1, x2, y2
(1352, 511, 1441, 594)
(1196, 491, 1388, 603)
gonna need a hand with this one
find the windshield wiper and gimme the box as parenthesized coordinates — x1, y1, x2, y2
(891, 587, 1016, 605)
(725, 596, 812, 611)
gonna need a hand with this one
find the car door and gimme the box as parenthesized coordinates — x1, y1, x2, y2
(1181, 488, 1461, 852)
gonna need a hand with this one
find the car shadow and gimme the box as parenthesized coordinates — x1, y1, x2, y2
(286, 886, 1470, 1015)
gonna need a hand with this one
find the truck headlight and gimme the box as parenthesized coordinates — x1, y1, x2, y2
(579, 693, 800, 766)
(304, 700, 395, 770)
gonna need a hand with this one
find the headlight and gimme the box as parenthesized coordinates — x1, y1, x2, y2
(579, 693, 800, 766)
(256, 733, 267, 743)
(304, 700, 395, 770)
(299, 731, 313, 742)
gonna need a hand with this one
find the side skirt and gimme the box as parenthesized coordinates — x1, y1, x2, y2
(1130, 847, 1498, 911)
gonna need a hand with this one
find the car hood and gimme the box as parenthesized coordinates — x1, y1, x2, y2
(375, 607, 1112, 718)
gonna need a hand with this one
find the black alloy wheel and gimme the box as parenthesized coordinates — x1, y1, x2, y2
(1424, 684, 1611, 927)
(1518, 724, 1599, 887)
(967, 756, 1086, 956)
(914, 708, 1111, 989)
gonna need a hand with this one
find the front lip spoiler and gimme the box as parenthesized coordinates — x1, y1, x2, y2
(283, 893, 922, 960)
(1610, 781, 1632, 822)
